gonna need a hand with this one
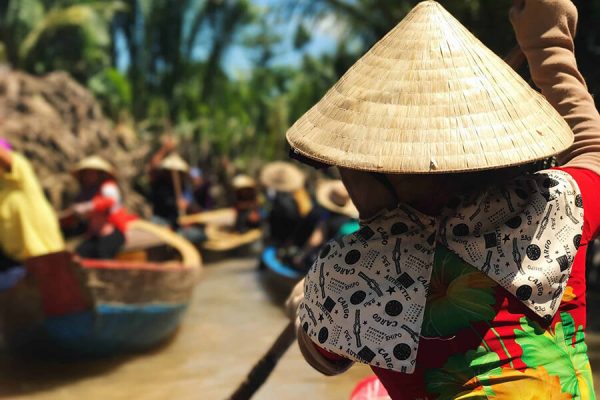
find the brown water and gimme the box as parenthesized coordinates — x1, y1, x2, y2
(0, 257, 599, 399)
(0, 258, 371, 400)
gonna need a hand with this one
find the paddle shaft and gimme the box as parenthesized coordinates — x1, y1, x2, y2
(228, 321, 296, 400)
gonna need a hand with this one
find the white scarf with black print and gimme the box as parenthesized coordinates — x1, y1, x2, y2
(299, 169, 583, 373)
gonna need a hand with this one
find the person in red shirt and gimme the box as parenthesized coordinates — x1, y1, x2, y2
(285, 1, 600, 399)
(71, 156, 136, 259)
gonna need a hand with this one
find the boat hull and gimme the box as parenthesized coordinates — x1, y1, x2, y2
(9, 303, 188, 355)
(1, 252, 199, 356)
(259, 246, 303, 301)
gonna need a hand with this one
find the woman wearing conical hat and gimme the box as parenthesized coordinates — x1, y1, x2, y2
(260, 161, 313, 247)
(289, 180, 360, 273)
(71, 156, 136, 259)
(148, 136, 194, 227)
(148, 141, 208, 244)
(285, 1, 599, 398)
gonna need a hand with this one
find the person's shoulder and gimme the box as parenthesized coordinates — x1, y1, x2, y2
(9, 152, 29, 168)
(553, 166, 600, 186)
(5, 152, 35, 179)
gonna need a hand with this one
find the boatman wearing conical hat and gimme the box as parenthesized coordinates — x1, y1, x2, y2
(260, 161, 313, 247)
(285, 1, 599, 398)
(71, 156, 136, 259)
(148, 136, 196, 227)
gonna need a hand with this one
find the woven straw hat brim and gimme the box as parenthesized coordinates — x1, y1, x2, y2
(73, 156, 116, 178)
(233, 175, 257, 190)
(316, 180, 359, 219)
(286, 1, 573, 174)
(260, 161, 306, 192)
(159, 154, 190, 173)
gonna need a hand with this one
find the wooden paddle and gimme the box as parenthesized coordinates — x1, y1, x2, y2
(227, 321, 296, 400)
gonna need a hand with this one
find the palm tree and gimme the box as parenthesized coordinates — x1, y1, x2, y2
(0, 0, 126, 81)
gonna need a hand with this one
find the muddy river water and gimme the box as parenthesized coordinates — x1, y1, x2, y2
(0, 257, 371, 400)
(0, 257, 599, 399)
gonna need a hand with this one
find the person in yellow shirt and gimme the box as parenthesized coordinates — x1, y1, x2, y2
(0, 140, 64, 268)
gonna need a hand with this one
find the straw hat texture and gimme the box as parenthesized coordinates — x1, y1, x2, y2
(73, 156, 116, 178)
(316, 180, 359, 218)
(159, 153, 190, 173)
(286, 1, 573, 174)
(260, 161, 306, 192)
(232, 174, 257, 190)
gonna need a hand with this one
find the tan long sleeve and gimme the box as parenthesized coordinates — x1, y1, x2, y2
(510, 0, 600, 175)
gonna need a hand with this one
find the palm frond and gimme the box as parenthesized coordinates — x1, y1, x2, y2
(19, 1, 127, 64)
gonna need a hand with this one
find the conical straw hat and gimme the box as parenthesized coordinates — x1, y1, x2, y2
(159, 153, 190, 173)
(72, 156, 116, 178)
(260, 161, 306, 192)
(286, 1, 573, 174)
(316, 180, 359, 219)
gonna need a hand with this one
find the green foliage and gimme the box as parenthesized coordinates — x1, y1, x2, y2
(1, 0, 599, 166)
(88, 67, 132, 120)
(0, 1, 126, 81)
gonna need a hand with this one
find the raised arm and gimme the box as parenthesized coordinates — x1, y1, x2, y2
(149, 135, 177, 174)
(510, 0, 600, 175)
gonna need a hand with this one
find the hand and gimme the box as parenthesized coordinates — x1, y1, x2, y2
(161, 135, 177, 152)
(296, 323, 354, 376)
(285, 279, 305, 321)
(72, 202, 93, 216)
(177, 197, 189, 212)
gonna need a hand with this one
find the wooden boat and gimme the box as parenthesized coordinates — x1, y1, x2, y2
(259, 246, 303, 300)
(0, 220, 202, 356)
(261, 246, 302, 281)
(202, 224, 262, 252)
(178, 208, 236, 227)
(179, 208, 262, 253)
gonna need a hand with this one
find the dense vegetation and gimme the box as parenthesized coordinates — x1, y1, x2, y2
(0, 0, 599, 167)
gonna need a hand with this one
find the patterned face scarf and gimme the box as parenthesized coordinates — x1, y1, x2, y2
(299, 169, 583, 373)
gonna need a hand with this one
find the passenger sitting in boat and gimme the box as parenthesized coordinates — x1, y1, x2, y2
(71, 156, 136, 259)
(148, 145, 206, 244)
(289, 180, 359, 273)
(232, 175, 261, 233)
(190, 167, 214, 211)
(150, 152, 191, 225)
(0, 139, 64, 266)
(260, 161, 313, 247)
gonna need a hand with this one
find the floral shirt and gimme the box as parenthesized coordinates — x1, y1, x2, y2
(315, 167, 598, 399)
